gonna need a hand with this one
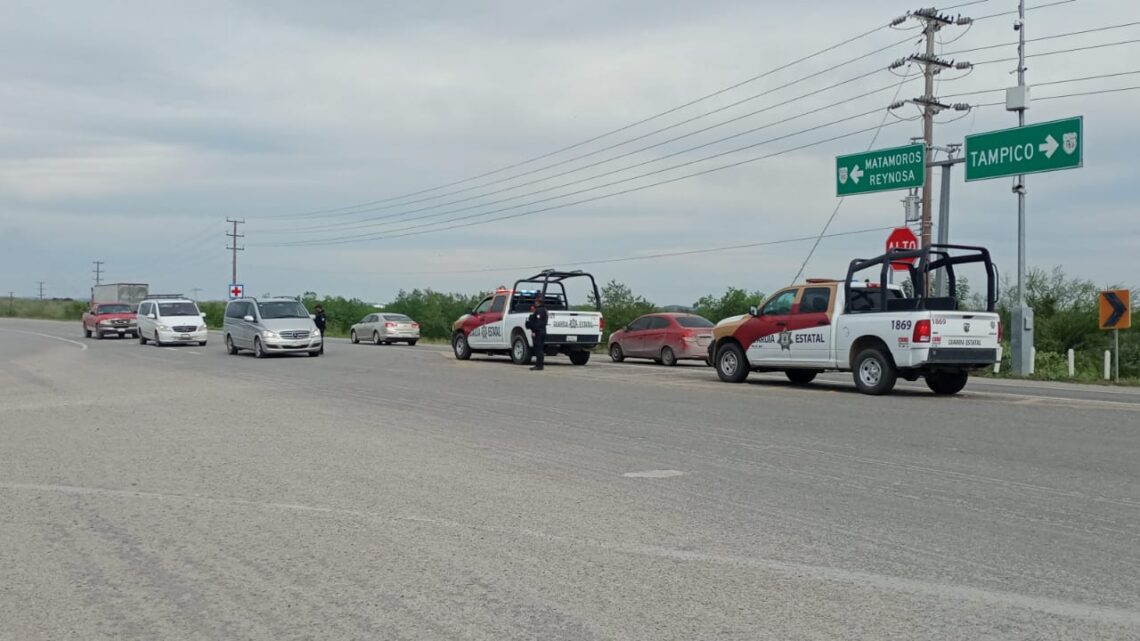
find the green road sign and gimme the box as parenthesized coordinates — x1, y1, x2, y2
(964, 116, 1083, 181)
(836, 143, 925, 196)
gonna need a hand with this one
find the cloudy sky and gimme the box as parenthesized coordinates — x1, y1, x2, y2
(2, 0, 1137, 306)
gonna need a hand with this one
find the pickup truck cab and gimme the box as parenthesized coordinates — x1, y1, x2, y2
(83, 302, 138, 339)
(709, 244, 1001, 395)
(452, 270, 604, 366)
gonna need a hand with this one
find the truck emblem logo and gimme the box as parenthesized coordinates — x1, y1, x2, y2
(778, 330, 793, 351)
(569, 318, 578, 328)
(963, 322, 970, 333)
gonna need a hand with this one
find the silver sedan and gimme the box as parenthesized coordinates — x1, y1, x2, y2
(350, 313, 420, 346)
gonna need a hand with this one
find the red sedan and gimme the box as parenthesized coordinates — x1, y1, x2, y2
(608, 313, 714, 366)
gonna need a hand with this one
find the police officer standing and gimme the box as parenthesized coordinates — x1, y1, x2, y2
(527, 295, 549, 371)
(313, 304, 327, 354)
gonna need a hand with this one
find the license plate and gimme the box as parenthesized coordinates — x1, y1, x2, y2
(180, 334, 190, 340)
(566, 336, 577, 342)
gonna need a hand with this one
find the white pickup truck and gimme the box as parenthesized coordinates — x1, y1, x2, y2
(709, 244, 1001, 395)
(452, 270, 604, 366)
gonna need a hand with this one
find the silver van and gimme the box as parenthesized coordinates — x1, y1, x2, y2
(223, 297, 322, 358)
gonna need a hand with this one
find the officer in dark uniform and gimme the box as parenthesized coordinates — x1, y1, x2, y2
(527, 295, 549, 371)
(313, 304, 327, 354)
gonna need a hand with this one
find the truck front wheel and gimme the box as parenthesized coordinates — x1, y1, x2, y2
(852, 347, 897, 395)
(452, 332, 472, 360)
(715, 343, 750, 383)
(925, 370, 969, 395)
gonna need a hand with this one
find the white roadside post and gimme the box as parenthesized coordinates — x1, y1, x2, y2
(1029, 347, 1036, 376)
(1067, 349, 1074, 377)
(1104, 351, 1111, 380)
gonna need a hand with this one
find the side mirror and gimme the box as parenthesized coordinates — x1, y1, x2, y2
(242, 315, 255, 323)
(309, 314, 316, 320)
(749, 305, 760, 317)
(147, 313, 157, 320)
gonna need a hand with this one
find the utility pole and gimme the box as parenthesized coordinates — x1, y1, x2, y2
(190, 287, 202, 301)
(897, 7, 972, 293)
(931, 144, 964, 297)
(92, 260, 104, 286)
(7, 291, 13, 315)
(37, 281, 45, 300)
(1009, 0, 1034, 377)
(226, 218, 245, 286)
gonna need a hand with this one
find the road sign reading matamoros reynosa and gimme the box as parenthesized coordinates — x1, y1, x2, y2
(836, 143, 925, 196)
(964, 116, 1083, 181)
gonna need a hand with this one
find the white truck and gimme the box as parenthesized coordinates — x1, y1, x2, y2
(92, 283, 149, 307)
(452, 270, 604, 366)
(709, 244, 1001, 395)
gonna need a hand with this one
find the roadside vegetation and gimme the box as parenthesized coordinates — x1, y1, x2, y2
(4, 265, 1133, 382)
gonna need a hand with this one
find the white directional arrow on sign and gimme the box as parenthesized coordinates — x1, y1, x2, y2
(1039, 134, 1059, 159)
(850, 165, 864, 184)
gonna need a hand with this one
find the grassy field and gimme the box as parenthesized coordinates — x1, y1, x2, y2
(0, 298, 88, 322)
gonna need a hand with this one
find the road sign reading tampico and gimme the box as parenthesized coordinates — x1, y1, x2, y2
(1099, 289, 1130, 330)
(964, 116, 1083, 181)
(836, 143, 925, 196)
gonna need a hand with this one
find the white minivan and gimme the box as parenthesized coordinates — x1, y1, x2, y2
(137, 297, 209, 346)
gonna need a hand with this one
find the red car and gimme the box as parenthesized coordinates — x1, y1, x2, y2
(83, 302, 138, 339)
(607, 313, 715, 366)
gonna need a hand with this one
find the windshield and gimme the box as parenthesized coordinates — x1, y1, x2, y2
(158, 302, 200, 317)
(676, 316, 714, 328)
(96, 304, 132, 314)
(383, 314, 411, 322)
(257, 301, 309, 319)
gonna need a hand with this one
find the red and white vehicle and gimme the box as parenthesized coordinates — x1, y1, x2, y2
(83, 302, 138, 339)
(709, 244, 1002, 395)
(452, 270, 604, 366)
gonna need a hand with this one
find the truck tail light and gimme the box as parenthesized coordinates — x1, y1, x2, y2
(913, 319, 931, 344)
(997, 319, 1003, 342)
(599, 316, 605, 331)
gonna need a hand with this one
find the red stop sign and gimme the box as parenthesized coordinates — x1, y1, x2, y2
(886, 227, 919, 271)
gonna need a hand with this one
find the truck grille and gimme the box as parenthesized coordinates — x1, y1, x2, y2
(278, 330, 310, 340)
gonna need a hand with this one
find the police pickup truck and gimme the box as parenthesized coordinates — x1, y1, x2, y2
(709, 244, 1001, 395)
(452, 270, 604, 366)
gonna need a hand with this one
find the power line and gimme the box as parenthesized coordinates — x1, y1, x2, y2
(973, 0, 1076, 22)
(791, 70, 914, 284)
(970, 84, 1140, 107)
(945, 21, 1140, 56)
(259, 36, 919, 223)
(265, 72, 922, 236)
(973, 38, 1140, 66)
(257, 117, 909, 248)
(941, 70, 1140, 98)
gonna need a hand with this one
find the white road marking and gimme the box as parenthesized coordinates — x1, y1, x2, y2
(0, 328, 88, 350)
(186, 350, 201, 355)
(623, 470, 684, 478)
(4, 480, 1140, 627)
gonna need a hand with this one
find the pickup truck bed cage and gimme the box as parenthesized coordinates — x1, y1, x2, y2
(844, 244, 998, 314)
(511, 269, 603, 312)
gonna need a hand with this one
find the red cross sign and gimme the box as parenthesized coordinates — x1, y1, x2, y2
(229, 283, 244, 299)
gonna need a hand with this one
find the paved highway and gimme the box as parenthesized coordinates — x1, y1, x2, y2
(2, 318, 1139, 640)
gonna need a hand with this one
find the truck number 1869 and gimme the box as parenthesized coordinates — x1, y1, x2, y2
(891, 320, 913, 331)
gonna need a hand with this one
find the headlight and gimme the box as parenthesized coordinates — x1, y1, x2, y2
(198, 325, 208, 332)
(262, 330, 278, 338)
(157, 324, 169, 331)
(312, 328, 321, 336)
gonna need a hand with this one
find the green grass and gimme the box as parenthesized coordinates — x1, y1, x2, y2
(0, 298, 87, 322)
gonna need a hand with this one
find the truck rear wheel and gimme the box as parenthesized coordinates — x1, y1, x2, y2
(568, 350, 590, 366)
(852, 347, 897, 395)
(925, 370, 969, 395)
(715, 343, 749, 383)
(785, 369, 818, 385)
(510, 334, 532, 365)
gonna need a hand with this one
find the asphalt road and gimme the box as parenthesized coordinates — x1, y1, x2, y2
(2, 318, 1139, 640)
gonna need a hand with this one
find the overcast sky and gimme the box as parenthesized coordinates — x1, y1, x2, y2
(2, 0, 1137, 306)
